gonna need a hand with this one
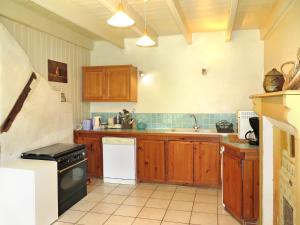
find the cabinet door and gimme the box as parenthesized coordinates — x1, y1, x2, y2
(194, 142, 220, 186)
(167, 141, 194, 184)
(138, 140, 165, 182)
(75, 137, 102, 178)
(83, 67, 106, 101)
(223, 151, 242, 218)
(106, 67, 130, 100)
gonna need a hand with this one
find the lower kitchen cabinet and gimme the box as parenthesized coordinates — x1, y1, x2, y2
(194, 142, 220, 186)
(223, 151, 243, 218)
(137, 140, 165, 182)
(222, 144, 259, 222)
(75, 137, 102, 178)
(167, 141, 194, 184)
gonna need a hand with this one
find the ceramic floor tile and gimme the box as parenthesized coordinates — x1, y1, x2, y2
(114, 205, 142, 217)
(104, 215, 135, 225)
(190, 212, 217, 225)
(131, 189, 154, 198)
(99, 183, 119, 188)
(91, 202, 120, 215)
(52, 222, 73, 225)
(194, 194, 217, 204)
(123, 196, 149, 206)
(132, 218, 161, 225)
(196, 188, 218, 196)
(151, 191, 174, 200)
(93, 186, 116, 194)
(84, 193, 107, 202)
(218, 205, 230, 215)
(138, 207, 166, 220)
(71, 200, 98, 212)
(90, 178, 103, 186)
(118, 184, 137, 189)
(145, 198, 170, 209)
(176, 186, 196, 194)
(156, 184, 177, 192)
(163, 210, 191, 224)
(161, 222, 188, 225)
(58, 210, 86, 223)
(172, 192, 195, 202)
(76, 212, 110, 225)
(111, 187, 134, 196)
(136, 183, 158, 190)
(193, 203, 217, 214)
(218, 215, 241, 225)
(168, 200, 193, 211)
(102, 194, 127, 204)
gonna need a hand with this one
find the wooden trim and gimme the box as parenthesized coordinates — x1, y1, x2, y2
(1, 72, 37, 133)
(225, 0, 239, 41)
(260, 0, 296, 40)
(165, 0, 192, 44)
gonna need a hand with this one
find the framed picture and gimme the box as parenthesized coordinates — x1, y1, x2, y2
(48, 59, 68, 83)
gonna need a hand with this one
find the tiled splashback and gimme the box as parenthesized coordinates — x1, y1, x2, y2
(91, 112, 237, 130)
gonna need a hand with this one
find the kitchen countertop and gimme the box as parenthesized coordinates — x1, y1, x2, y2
(221, 136, 259, 151)
(75, 128, 235, 137)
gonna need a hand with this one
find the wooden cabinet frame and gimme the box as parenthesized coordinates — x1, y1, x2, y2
(82, 65, 137, 102)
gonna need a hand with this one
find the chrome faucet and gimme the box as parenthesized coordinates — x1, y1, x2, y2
(190, 114, 200, 131)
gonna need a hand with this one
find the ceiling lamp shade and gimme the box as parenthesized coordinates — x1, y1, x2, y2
(136, 30, 156, 47)
(136, 0, 156, 47)
(107, 2, 135, 28)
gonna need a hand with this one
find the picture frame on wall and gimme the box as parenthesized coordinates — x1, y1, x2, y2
(48, 59, 68, 83)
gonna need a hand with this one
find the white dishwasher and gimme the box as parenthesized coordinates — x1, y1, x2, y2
(102, 137, 136, 184)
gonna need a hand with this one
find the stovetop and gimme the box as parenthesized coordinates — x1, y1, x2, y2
(21, 143, 85, 159)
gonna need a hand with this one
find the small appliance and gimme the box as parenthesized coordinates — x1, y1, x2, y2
(245, 117, 259, 145)
(237, 111, 257, 139)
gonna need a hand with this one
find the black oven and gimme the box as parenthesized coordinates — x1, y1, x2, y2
(21, 143, 87, 215)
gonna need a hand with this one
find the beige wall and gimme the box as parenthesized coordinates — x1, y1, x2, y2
(91, 30, 264, 113)
(0, 16, 90, 125)
(264, 0, 300, 73)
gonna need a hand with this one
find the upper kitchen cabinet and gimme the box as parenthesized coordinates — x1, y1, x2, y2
(82, 65, 138, 102)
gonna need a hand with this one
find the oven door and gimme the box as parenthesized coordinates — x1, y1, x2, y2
(58, 158, 87, 215)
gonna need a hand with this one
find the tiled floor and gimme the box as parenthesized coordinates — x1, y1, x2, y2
(52, 179, 242, 225)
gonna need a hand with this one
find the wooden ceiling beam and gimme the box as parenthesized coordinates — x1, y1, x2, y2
(225, 0, 239, 42)
(165, 0, 192, 44)
(28, 0, 124, 48)
(260, 0, 296, 40)
(97, 0, 158, 44)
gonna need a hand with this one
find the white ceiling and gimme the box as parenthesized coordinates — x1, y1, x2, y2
(10, 0, 279, 46)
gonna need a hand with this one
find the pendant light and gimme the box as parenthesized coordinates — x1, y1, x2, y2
(107, 0, 135, 28)
(136, 0, 156, 47)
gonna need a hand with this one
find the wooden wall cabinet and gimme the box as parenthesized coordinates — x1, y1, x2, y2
(222, 144, 259, 222)
(137, 140, 165, 182)
(75, 137, 102, 178)
(83, 65, 137, 102)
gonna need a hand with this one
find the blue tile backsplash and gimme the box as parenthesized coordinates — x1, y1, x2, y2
(91, 112, 237, 130)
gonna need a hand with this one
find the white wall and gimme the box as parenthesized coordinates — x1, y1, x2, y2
(0, 24, 73, 162)
(0, 16, 90, 125)
(91, 30, 264, 113)
(264, 0, 300, 73)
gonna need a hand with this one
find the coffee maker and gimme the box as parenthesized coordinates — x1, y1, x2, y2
(245, 117, 259, 145)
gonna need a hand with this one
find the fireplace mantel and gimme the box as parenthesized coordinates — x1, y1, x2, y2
(251, 90, 300, 225)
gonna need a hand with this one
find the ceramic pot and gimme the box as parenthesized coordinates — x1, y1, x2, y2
(263, 68, 285, 92)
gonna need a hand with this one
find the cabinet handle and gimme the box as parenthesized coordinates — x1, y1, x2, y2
(145, 161, 149, 165)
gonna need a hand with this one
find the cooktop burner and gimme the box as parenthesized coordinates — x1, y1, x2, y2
(21, 143, 85, 159)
